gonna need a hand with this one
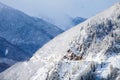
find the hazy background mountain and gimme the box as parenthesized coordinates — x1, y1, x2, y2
(41, 15, 86, 30)
(0, 2, 87, 72)
(0, 0, 119, 77)
(0, 2, 120, 80)
(0, 2, 64, 72)
(0, 2, 63, 56)
(0, 0, 118, 30)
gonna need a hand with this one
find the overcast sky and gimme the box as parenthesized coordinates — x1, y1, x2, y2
(0, 0, 119, 18)
(0, 0, 119, 30)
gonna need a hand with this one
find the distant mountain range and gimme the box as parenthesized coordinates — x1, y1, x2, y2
(0, 2, 86, 72)
(1, 2, 120, 80)
(0, 2, 63, 72)
(72, 17, 86, 25)
(0, 2, 63, 56)
(41, 15, 86, 30)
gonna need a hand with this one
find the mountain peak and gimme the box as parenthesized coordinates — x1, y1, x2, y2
(0, 2, 120, 80)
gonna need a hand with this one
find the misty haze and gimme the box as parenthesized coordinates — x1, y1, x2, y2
(0, 0, 120, 80)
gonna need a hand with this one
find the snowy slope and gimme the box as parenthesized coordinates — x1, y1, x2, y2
(0, 2, 120, 80)
(0, 2, 63, 56)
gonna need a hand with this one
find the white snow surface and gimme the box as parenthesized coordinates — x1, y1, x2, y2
(0, 2, 120, 80)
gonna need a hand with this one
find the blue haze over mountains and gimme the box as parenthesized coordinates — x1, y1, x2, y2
(0, 1, 119, 79)
(0, 2, 85, 72)
(0, 0, 118, 73)
(0, 0, 118, 30)
(0, 2, 64, 72)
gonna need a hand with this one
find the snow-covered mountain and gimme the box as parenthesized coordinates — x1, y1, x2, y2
(0, 2, 63, 57)
(0, 2, 120, 80)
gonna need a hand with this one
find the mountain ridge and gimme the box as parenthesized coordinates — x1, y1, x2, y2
(0, 2, 120, 80)
(0, 2, 63, 72)
(0, 2, 63, 56)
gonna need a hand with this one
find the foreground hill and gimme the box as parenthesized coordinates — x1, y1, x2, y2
(0, 2, 120, 80)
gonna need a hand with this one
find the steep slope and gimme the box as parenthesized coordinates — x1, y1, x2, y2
(0, 37, 29, 72)
(0, 2, 63, 56)
(0, 2, 120, 80)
